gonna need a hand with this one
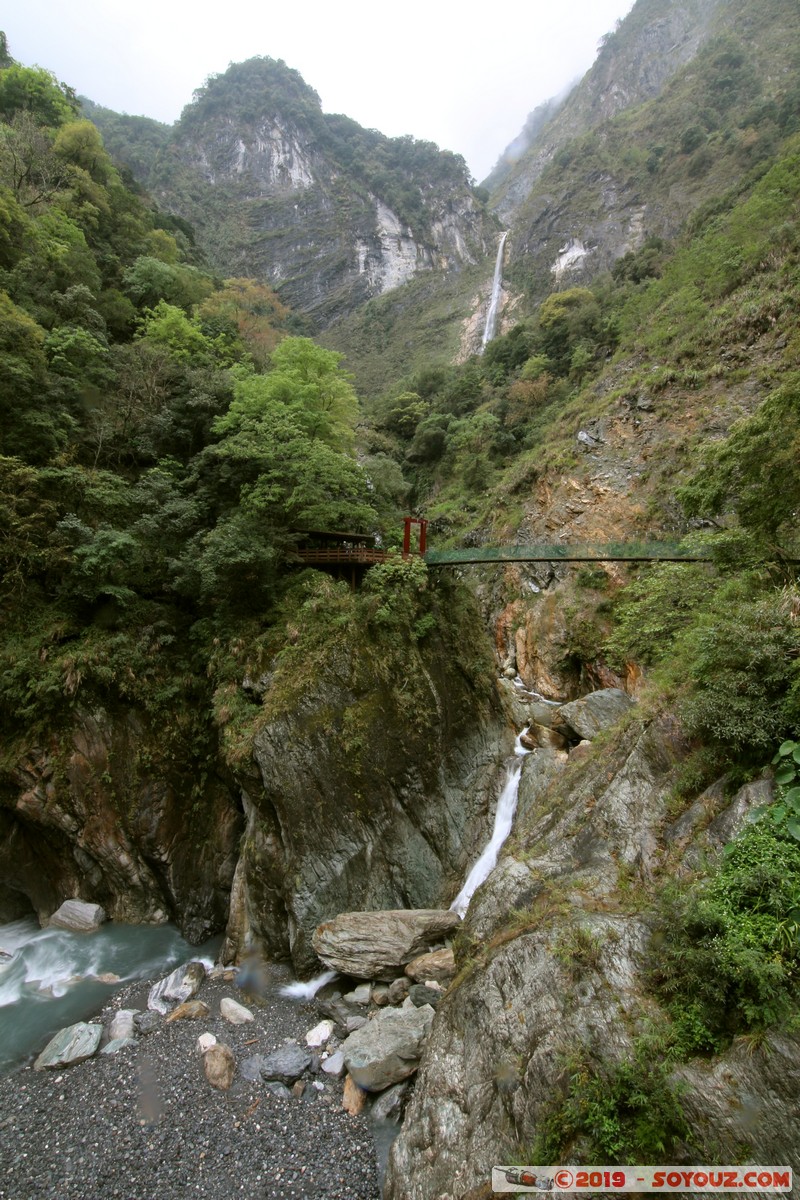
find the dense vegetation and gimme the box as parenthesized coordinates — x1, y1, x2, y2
(3, 8, 800, 1167)
(0, 43, 418, 774)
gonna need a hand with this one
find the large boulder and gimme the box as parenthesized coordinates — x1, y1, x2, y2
(556, 687, 634, 740)
(312, 910, 460, 980)
(148, 961, 206, 1014)
(47, 900, 107, 932)
(34, 1022, 103, 1070)
(341, 1004, 435, 1091)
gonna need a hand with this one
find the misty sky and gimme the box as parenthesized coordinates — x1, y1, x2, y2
(4, 0, 636, 182)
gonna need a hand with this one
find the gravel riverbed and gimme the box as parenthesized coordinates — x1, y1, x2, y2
(0, 967, 381, 1200)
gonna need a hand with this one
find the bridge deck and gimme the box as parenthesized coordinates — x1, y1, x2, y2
(423, 543, 714, 565)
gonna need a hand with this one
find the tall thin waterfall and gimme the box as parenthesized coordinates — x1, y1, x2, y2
(481, 231, 508, 351)
(450, 727, 531, 918)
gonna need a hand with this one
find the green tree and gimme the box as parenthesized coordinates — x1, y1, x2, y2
(217, 337, 359, 450)
(0, 64, 78, 126)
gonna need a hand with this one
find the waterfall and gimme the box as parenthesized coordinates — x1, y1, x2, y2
(450, 728, 531, 918)
(481, 231, 508, 351)
(280, 968, 337, 1000)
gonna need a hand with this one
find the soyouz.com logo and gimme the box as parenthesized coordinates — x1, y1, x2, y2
(491, 1166, 793, 1192)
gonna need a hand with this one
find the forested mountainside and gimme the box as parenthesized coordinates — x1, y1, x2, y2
(84, 57, 493, 331)
(324, 0, 800, 387)
(2, 0, 800, 1191)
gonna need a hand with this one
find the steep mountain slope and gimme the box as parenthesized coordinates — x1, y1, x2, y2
(88, 58, 494, 331)
(496, 0, 800, 305)
(327, 0, 800, 384)
(488, 0, 726, 216)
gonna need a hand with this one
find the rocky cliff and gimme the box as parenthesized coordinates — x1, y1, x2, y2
(0, 570, 509, 973)
(91, 57, 493, 331)
(385, 687, 787, 1198)
(490, 0, 800, 306)
(0, 707, 241, 942)
(220, 575, 509, 973)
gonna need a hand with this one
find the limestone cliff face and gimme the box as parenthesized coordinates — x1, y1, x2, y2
(0, 708, 241, 942)
(137, 58, 492, 330)
(221, 633, 509, 973)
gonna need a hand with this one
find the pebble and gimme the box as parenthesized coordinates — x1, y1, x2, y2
(0, 972, 380, 1199)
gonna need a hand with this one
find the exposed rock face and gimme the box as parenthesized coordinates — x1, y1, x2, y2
(490, 0, 725, 219)
(222, 630, 506, 974)
(130, 59, 492, 331)
(312, 910, 460, 980)
(384, 712, 781, 1200)
(0, 706, 242, 943)
(557, 687, 635, 740)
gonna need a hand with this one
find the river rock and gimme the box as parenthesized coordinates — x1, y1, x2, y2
(556, 688, 634, 740)
(305, 1019, 334, 1047)
(370, 1080, 409, 1121)
(259, 1043, 312, 1085)
(148, 960, 206, 1014)
(387, 977, 411, 1005)
(220, 997, 253, 1024)
(204, 1042, 235, 1091)
(47, 900, 107, 932)
(134, 1011, 160, 1035)
(343, 1074, 367, 1115)
(321, 1050, 345, 1077)
(343, 983, 371, 1005)
(409, 984, 442, 1009)
(312, 910, 460, 980)
(341, 1004, 435, 1091)
(239, 1054, 270, 1082)
(166, 999, 209, 1022)
(100, 1037, 136, 1055)
(266, 1081, 292, 1101)
(34, 1022, 103, 1070)
(371, 984, 390, 1006)
(197, 1033, 217, 1054)
(404, 948, 455, 985)
(108, 1008, 138, 1041)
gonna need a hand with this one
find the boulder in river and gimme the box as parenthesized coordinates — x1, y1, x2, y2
(47, 900, 107, 932)
(341, 1003, 435, 1091)
(312, 909, 460, 980)
(148, 960, 206, 1014)
(34, 1022, 103, 1070)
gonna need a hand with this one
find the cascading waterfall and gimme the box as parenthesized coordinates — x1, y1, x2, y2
(450, 727, 531, 918)
(481, 231, 508, 351)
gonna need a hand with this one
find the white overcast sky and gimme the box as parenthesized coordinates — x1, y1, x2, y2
(4, 0, 636, 182)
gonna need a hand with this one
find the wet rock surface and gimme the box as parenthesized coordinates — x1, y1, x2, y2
(0, 971, 379, 1200)
(312, 909, 460, 980)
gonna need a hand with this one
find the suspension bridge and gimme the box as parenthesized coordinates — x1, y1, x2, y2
(291, 520, 717, 576)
